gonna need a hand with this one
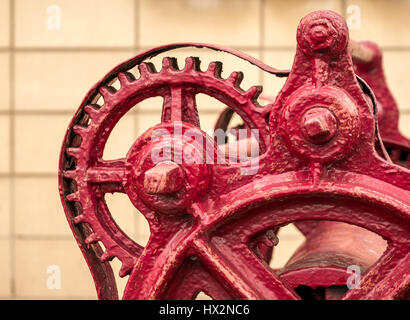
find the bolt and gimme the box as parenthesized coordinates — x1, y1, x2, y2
(302, 107, 337, 144)
(297, 11, 348, 57)
(143, 161, 185, 195)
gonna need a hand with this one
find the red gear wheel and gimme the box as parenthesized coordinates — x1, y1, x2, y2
(59, 50, 272, 298)
(59, 11, 410, 300)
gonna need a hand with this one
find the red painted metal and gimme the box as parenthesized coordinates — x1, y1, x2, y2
(354, 41, 410, 169)
(277, 29, 410, 300)
(216, 23, 410, 299)
(59, 10, 410, 300)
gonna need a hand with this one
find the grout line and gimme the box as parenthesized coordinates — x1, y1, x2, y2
(0, 109, 140, 116)
(0, 45, 409, 53)
(139, 45, 285, 52)
(258, 0, 265, 84)
(0, 46, 135, 52)
(1, 107, 409, 117)
(0, 173, 57, 178)
(134, 0, 140, 54)
(8, 0, 15, 299)
(134, 0, 141, 240)
(0, 45, 289, 52)
(341, 0, 347, 18)
(14, 235, 75, 241)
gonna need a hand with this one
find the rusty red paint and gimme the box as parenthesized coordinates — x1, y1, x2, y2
(276, 22, 410, 299)
(58, 10, 410, 300)
(354, 41, 410, 169)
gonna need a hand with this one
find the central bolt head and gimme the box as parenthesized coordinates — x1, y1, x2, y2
(306, 22, 335, 52)
(302, 107, 337, 144)
(310, 25, 329, 43)
(143, 161, 185, 195)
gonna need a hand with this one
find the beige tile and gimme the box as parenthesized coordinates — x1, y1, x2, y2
(269, 224, 305, 271)
(383, 51, 410, 112)
(15, 239, 97, 298)
(0, 116, 9, 173)
(0, 0, 9, 47)
(197, 112, 222, 137)
(0, 179, 10, 236)
(262, 50, 296, 71)
(15, 0, 135, 47)
(15, 111, 135, 173)
(15, 177, 71, 236)
(262, 50, 294, 100)
(15, 51, 134, 111)
(0, 240, 11, 297)
(0, 53, 9, 110)
(278, 223, 304, 239)
(15, 114, 72, 173)
(104, 192, 135, 239)
(347, 0, 410, 46)
(264, 0, 342, 47)
(269, 237, 305, 269)
(135, 211, 150, 247)
(196, 291, 212, 300)
(140, 0, 260, 47)
(110, 258, 129, 299)
(103, 112, 135, 160)
(136, 112, 162, 136)
(135, 96, 164, 114)
(399, 113, 410, 139)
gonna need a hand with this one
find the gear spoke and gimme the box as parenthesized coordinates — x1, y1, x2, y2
(162, 85, 200, 127)
(123, 218, 196, 299)
(193, 237, 298, 300)
(86, 159, 126, 192)
(342, 244, 410, 300)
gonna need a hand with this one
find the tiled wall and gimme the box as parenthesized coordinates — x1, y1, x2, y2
(0, 0, 409, 299)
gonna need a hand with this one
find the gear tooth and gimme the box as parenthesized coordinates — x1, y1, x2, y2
(245, 85, 262, 100)
(207, 61, 222, 77)
(84, 104, 99, 118)
(66, 147, 81, 159)
(138, 62, 156, 77)
(184, 57, 201, 72)
(73, 125, 88, 137)
(66, 192, 80, 202)
(119, 262, 133, 277)
(100, 250, 113, 263)
(85, 233, 100, 245)
(227, 71, 244, 87)
(73, 214, 86, 224)
(162, 57, 179, 71)
(98, 86, 115, 99)
(63, 170, 76, 179)
(118, 72, 135, 86)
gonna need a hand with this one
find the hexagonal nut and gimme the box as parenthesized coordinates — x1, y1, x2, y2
(143, 161, 185, 195)
(302, 108, 337, 144)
